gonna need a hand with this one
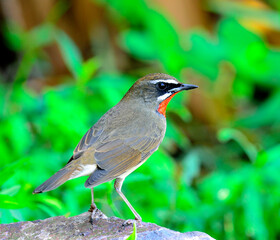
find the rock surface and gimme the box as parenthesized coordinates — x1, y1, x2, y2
(0, 210, 215, 240)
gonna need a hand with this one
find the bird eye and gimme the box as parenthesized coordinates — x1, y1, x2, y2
(156, 82, 167, 90)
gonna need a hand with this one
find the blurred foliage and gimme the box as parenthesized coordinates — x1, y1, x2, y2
(1, 0, 280, 239)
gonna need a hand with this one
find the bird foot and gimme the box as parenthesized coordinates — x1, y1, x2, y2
(88, 203, 97, 213)
(89, 208, 107, 224)
(122, 218, 142, 227)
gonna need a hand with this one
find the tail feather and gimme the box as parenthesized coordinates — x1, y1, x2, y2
(33, 167, 74, 194)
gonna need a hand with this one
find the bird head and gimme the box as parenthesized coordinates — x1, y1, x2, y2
(122, 73, 198, 117)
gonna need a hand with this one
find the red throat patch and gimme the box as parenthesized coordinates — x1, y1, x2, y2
(157, 93, 178, 117)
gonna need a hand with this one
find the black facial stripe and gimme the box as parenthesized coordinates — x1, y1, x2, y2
(165, 83, 181, 91)
(155, 82, 182, 97)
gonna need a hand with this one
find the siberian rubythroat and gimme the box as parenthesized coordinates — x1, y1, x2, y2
(33, 73, 198, 221)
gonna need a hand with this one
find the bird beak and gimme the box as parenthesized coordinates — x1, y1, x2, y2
(169, 83, 198, 93)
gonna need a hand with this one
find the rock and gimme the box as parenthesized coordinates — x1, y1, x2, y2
(0, 211, 215, 240)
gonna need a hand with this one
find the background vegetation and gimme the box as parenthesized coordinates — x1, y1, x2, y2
(1, 0, 280, 239)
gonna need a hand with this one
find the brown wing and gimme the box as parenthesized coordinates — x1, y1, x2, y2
(84, 136, 161, 187)
(68, 120, 104, 163)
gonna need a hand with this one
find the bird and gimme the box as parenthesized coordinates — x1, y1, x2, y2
(33, 73, 198, 222)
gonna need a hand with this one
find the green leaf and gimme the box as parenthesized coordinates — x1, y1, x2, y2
(0, 157, 28, 186)
(126, 223, 137, 240)
(14, 52, 36, 85)
(217, 128, 258, 162)
(37, 204, 59, 217)
(0, 186, 21, 196)
(243, 183, 269, 240)
(181, 150, 201, 186)
(122, 30, 157, 60)
(2, 23, 25, 51)
(79, 57, 99, 86)
(238, 90, 280, 128)
(255, 145, 280, 168)
(0, 194, 21, 209)
(43, 196, 64, 211)
(55, 30, 83, 79)
(29, 24, 55, 49)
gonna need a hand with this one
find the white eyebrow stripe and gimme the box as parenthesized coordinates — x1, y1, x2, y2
(150, 79, 179, 84)
(157, 92, 172, 102)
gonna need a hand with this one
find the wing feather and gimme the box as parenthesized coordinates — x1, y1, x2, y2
(124, 137, 159, 152)
(95, 140, 140, 169)
(85, 135, 161, 187)
(70, 125, 103, 162)
(85, 151, 141, 187)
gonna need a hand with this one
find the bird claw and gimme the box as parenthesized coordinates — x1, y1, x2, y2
(89, 208, 107, 224)
(122, 218, 141, 227)
(88, 203, 97, 212)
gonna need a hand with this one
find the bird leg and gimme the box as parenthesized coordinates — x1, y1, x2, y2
(89, 188, 107, 222)
(114, 178, 142, 225)
(89, 188, 96, 212)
